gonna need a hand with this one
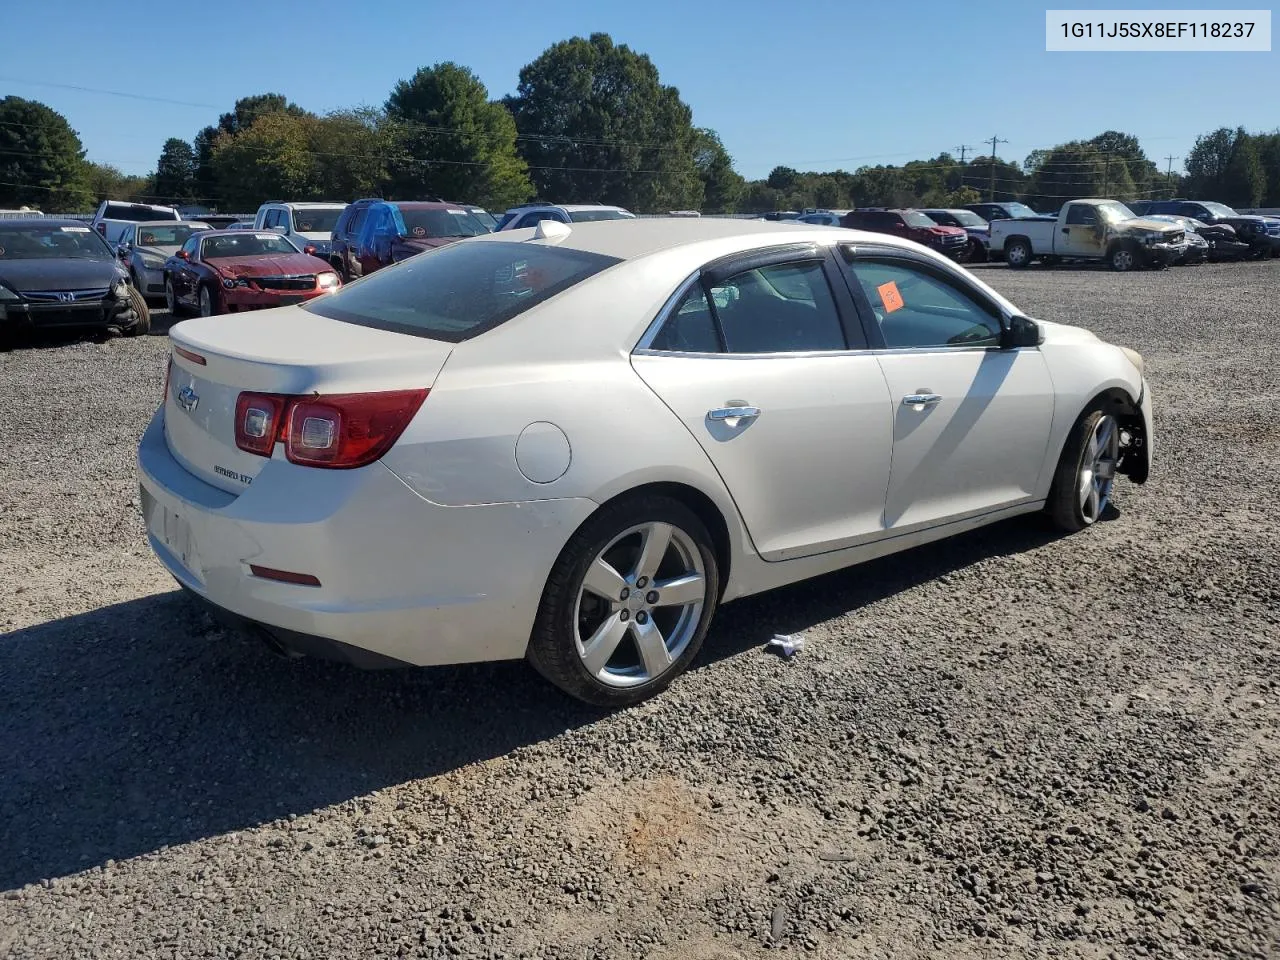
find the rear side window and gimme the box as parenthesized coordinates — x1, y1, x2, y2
(302, 241, 621, 342)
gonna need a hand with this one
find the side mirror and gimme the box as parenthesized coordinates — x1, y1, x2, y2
(303, 245, 317, 256)
(1002, 314, 1043, 349)
(117, 245, 130, 258)
(176, 249, 190, 261)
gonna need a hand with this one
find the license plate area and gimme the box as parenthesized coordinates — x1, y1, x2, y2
(141, 485, 201, 578)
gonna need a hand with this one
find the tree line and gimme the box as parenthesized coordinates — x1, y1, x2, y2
(2, 32, 1278, 214)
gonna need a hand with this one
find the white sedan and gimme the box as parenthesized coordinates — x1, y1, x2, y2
(138, 218, 1152, 706)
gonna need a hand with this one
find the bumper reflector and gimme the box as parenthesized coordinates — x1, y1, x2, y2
(249, 564, 321, 587)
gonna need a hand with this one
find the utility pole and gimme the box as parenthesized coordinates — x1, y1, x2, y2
(1164, 154, 1179, 198)
(955, 144, 973, 191)
(986, 134, 1008, 200)
(1102, 153, 1111, 197)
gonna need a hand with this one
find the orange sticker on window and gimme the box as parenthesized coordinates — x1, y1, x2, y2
(877, 280, 904, 313)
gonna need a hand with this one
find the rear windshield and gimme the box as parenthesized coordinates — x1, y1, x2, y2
(302, 240, 620, 342)
(291, 208, 344, 233)
(467, 208, 498, 230)
(103, 204, 179, 222)
(568, 209, 635, 223)
(135, 223, 210, 247)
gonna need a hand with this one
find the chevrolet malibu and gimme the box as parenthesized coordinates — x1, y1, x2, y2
(138, 219, 1152, 706)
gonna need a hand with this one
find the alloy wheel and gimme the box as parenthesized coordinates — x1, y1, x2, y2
(164, 279, 177, 313)
(573, 521, 707, 688)
(1079, 414, 1119, 523)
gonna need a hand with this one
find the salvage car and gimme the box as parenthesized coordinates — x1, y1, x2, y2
(163, 230, 339, 317)
(254, 201, 347, 260)
(0, 218, 149, 342)
(349, 200, 492, 278)
(1142, 215, 1212, 264)
(842, 209, 969, 259)
(117, 221, 213, 299)
(991, 199, 1185, 271)
(1130, 200, 1280, 259)
(139, 218, 1151, 706)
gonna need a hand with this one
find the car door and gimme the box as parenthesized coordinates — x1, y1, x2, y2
(631, 245, 895, 562)
(839, 247, 1053, 531)
(1060, 203, 1105, 258)
(342, 205, 370, 278)
(359, 205, 394, 274)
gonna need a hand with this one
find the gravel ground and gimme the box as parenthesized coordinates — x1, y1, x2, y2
(1, 262, 1278, 960)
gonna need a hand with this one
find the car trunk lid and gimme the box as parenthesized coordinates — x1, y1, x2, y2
(164, 306, 452, 494)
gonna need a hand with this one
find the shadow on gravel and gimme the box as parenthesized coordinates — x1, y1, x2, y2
(0, 516, 1061, 890)
(0, 308, 177, 352)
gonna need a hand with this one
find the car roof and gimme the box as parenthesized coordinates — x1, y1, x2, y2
(198, 228, 292, 238)
(468, 217, 900, 262)
(273, 201, 347, 208)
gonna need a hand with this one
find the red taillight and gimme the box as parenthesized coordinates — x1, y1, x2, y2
(234, 389, 428, 468)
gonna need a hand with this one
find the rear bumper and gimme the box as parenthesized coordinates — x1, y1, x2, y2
(136, 408, 595, 667)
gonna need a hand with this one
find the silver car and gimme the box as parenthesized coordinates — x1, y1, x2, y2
(116, 222, 213, 298)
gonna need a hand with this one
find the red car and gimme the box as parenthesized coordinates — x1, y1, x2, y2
(841, 209, 970, 260)
(162, 230, 340, 317)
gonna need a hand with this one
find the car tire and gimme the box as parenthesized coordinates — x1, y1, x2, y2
(1005, 237, 1032, 268)
(968, 240, 988, 264)
(1109, 243, 1139, 272)
(1047, 407, 1121, 533)
(164, 276, 185, 316)
(198, 284, 216, 317)
(124, 285, 151, 336)
(527, 494, 720, 707)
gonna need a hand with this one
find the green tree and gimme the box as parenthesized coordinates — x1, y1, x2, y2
(192, 94, 310, 207)
(83, 162, 150, 204)
(1256, 132, 1280, 207)
(1184, 127, 1235, 200)
(1088, 130, 1157, 197)
(384, 63, 531, 208)
(1221, 127, 1264, 208)
(308, 109, 391, 201)
(505, 33, 702, 211)
(692, 128, 743, 213)
(154, 138, 196, 203)
(1025, 141, 1135, 209)
(211, 112, 315, 210)
(0, 96, 92, 210)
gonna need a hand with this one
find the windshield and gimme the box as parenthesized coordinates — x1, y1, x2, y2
(494, 212, 517, 230)
(1097, 201, 1136, 223)
(902, 211, 938, 228)
(947, 210, 986, 227)
(398, 207, 491, 239)
(0, 223, 112, 260)
(998, 202, 1037, 219)
(135, 224, 211, 248)
(291, 208, 345, 233)
(568, 209, 635, 223)
(201, 233, 299, 259)
(302, 240, 619, 342)
(467, 208, 498, 230)
(103, 204, 179, 222)
(1200, 201, 1239, 218)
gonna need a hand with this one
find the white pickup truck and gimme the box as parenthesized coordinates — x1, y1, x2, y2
(90, 201, 182, 248)
(989, 198, 1186, 272)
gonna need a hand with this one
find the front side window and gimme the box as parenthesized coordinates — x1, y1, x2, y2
(844, 256, 1002, 349)
(180, 236, 200, 259)
(652, 260, 847, 355)
(136, 224, 210, 248)
(1065, 204, 1098, 226)
(302, 241, 620, 342)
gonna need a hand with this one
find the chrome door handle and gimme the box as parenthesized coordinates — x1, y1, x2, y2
(902, 393, 942, 407)
(707, 405, 760, 421)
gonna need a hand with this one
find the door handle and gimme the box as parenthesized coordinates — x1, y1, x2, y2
(707, 404, 760, 421)
(901, 394, 942, 407)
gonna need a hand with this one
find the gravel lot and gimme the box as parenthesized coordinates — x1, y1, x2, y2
(1, 262, 1278, 959)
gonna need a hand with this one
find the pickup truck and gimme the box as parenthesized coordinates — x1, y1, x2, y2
(90, 201, 181, 248)
(990, 199, 1185, 272)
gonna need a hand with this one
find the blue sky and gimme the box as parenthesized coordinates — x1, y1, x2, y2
(1, 0, 1274, 183)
